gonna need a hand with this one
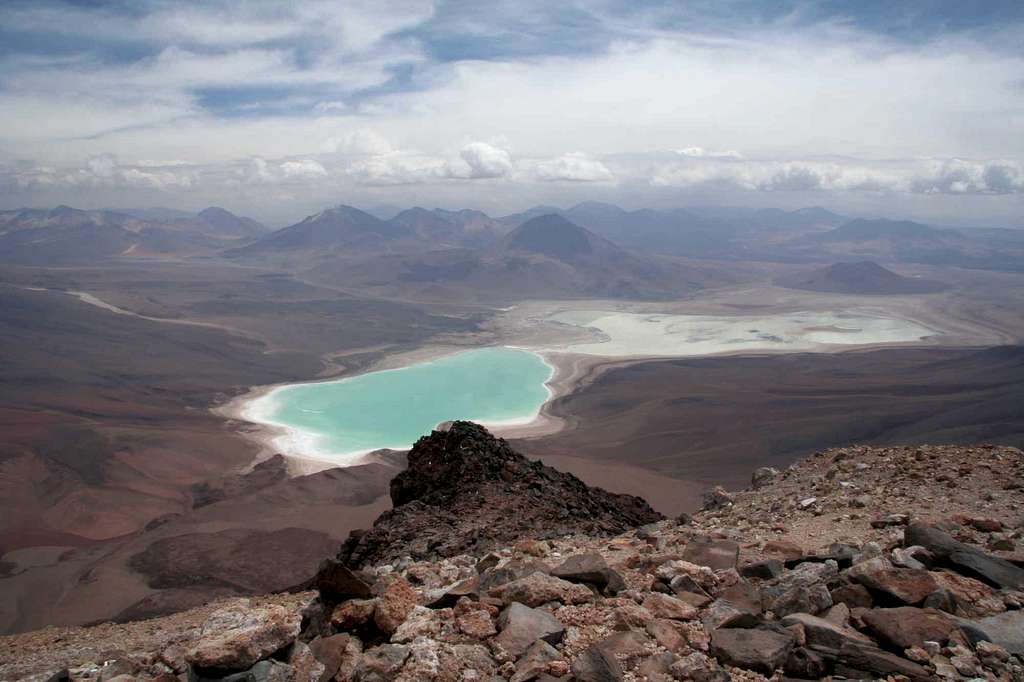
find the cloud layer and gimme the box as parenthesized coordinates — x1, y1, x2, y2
(0, 1, 1022, 224)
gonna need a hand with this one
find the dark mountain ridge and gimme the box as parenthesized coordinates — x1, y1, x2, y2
(335, 421, 663, 568)
(777, 260, 950, 295)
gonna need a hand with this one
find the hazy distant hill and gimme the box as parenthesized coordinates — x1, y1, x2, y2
(0, 205, 266, 264)
(309, 214, 721, 301)
(777, 260, 950, 295)
(227, 205, 415, 262)
(389, 207, 504, 247)
(499, 202, 844, 259)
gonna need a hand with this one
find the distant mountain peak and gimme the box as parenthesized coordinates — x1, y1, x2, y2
(778, 259, 949, 294)
(502, 214, 600, 260)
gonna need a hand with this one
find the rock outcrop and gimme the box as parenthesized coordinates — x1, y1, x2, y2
(335, 421, 663, 568)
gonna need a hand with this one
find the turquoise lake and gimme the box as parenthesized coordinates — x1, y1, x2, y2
(248, 347, 553, 461)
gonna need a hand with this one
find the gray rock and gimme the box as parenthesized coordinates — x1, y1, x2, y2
(550, 553, 625, 595)
(709, 627, 794, 674)
(962, 610, 1024, 655)
(510, 641, 561, 682)
(315, 560, 374, 603)
(740, 559, 783, 579)
(570, 644, 625, 682)
(353, 644, 409, 681)
(905, 524, 1024, 591)
(682, 537, 739, 570)
(751, 467, 779, 489)
(495, 603, 566, 658)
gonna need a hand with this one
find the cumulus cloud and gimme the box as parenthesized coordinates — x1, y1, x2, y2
(322, 129, 393, 155)
(444, 142, 514, 179)
(649, 156, 1024, 195)
(535, 153, 614, 182)
(280, 159, 328, 179)
(674, 147, 744, 159)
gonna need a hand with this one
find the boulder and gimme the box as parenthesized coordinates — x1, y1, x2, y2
(186, 603, 301, 672)
(314, 560, 374, 603)
(905, 524, 1024, 590)
(780, 613, 873, 650)
(646, 619, 687, 652)
(682, 537, 739, 570)
(330, 599, 376, 631)
(550, 553, 625, 594)
(751, 467, 779, 489)
(860, 607, 956, 650)
(352, 644, 409, 680)
(642, 593, 699, 621)
(846, 557, 938, 604)
(489, 571, 592, 607)
(308, 634, 361, 682)
(740, 559, 783, 580)
(511, 641, 562, 682)
(709, 627, 794, 674)
(373, 577, 419, 634)
(961, 610, 1024, 655)
(570, 644, 625, 682)
(495, 603, 566, 658)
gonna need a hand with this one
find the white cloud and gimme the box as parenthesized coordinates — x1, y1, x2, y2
(280, 159, 328, 179)
(444, 142, 514, 179)
(675, 147, 744, 159)
(535, 153, 614, 182)
(322, 129, 393, 155)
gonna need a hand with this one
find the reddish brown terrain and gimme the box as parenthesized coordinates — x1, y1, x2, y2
(1, 426, 1020, 682)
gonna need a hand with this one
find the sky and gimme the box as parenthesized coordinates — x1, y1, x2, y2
(1, 0, 1023, 227)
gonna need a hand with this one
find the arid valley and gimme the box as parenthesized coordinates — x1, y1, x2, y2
(2, 203, 1023, 635)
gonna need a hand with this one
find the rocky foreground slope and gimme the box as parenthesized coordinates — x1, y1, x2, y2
(2, 425, 1023, 681)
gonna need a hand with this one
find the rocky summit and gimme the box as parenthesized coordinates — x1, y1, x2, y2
(2, 430, 1023, 682)
(335, 421, 664, 568)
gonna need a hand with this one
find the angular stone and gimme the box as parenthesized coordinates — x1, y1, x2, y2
(740, 559, 783, 580)
(314, 560, 374, 603)
(861, 607, 955, 650)
(353, 644, 409, 680)
(701, 598, 760, 631)
(426, 576, 479, 608)
(330, 599, 376, 631)
(769, 583, 833, 617)
(186, 603, 301, 672)
(570, 644, 625, 682)
(495, 602, 566, 658)
(683, 537, 739, 570)
(963, 610, 1024, 655)
(454, 599, 497, 639)
(511, 641, 562, 682)
(308, 634, 361, 682)
(642, 592, 699, 621)
(784, 647, 827, 679)
(646, 619, 687, 652)
(479, 559, 551, 591)
(709, 628, 794, 674)
(905, 524, 1024, 590)
(751, 467, 779, 489)
(830, 582, 873, 609)
(846, 557, 938, 605)
(489, 571, 592, 607)
(833, 641, 932, 682)
(374, 577, 419, 634)
(287, 641, 325, 682)
(550, 553, 625, 594)
(780, 613, 873, 650)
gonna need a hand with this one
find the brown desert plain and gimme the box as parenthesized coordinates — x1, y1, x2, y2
(1, 220, 1024, 634)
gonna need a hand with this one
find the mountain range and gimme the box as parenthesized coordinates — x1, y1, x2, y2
(0, 206, 267, 264)
(3, 201, 1023, 275)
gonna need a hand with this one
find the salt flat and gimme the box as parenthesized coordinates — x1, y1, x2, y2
(543, 310, 937, 357)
